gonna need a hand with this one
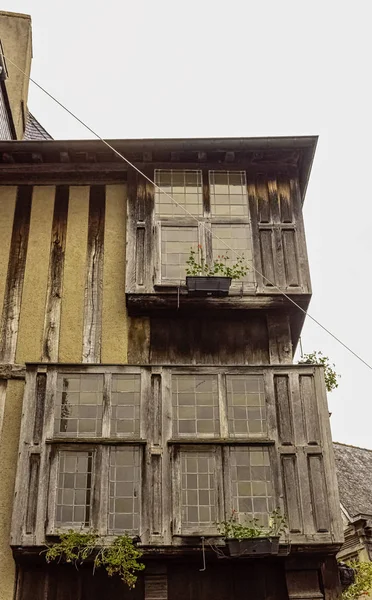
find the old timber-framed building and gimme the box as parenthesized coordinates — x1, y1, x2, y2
(0, 136, 343, 599)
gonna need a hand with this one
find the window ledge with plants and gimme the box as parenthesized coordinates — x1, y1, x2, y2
(212, 509, 288, 558)
(43, 530, 145, 589)
(185, 246, 250, 297)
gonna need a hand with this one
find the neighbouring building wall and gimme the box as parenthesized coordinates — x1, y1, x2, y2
(0, 11, 32, 139)
(0, 183, 128, 598)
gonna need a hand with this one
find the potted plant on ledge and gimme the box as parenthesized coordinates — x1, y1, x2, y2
(217, 509, 286, 557)
(185, 245, 248, 296)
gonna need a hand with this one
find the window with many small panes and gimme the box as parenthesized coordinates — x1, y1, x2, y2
(154, 169, 255, 286)
(230, 447, 273, 526)
(180, 451, 217, 532)
(172, 375, 219, 437)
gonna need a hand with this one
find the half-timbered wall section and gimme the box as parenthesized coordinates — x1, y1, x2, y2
(12, 363, 342, 549)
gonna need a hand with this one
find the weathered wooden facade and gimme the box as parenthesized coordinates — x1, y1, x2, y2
(0, 136, 343, 600)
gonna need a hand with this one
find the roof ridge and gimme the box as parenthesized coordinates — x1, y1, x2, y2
(334, 441, 372, 453)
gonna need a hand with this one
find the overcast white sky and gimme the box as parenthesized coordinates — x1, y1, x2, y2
(5, 0, 372, 448)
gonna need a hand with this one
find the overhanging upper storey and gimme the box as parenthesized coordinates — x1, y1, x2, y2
(0, 136, 316, 327)
(122, 136, 316, 316)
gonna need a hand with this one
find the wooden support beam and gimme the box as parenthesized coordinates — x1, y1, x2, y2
(0, 364, 26, 380)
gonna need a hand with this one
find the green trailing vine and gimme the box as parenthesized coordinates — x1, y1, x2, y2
(186, 246, 248, 279)
(217, 509, 287, 540)
(298, 350, 340, 393)
(342, 561, 372, 600)
(44, 530, 144, 589)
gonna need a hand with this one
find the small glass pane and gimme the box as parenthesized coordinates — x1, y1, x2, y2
(54, 374, 103, 437)
(111, 375, 141, 437)
(161, 226, 198, 282)
(230, 447, 273, 526)
(55, 451, 93, 528)
(209, 171, 248, 217)
(108, 447, 140, 534)
(181, 451, 216, 531)
(155, 170, 203, 217)
(172, 375, 219, 437)
(227, 376, 266, 437)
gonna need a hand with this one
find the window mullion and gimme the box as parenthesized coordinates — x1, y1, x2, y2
(101, 373, 111, 437)
(98, 445, 109, 535)
(202, 168, 210, 216)
(222, 446, 232, 521)
(215, 447, 225, 525)
(218, 373, 228, 438)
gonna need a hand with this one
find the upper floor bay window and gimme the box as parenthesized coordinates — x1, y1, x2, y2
(154, 169, 255, 287)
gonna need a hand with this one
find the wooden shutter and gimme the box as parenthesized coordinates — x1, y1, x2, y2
(248, 174, 311, 294)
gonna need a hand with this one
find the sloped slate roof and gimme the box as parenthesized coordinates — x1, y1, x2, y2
(334, 442, 372, 519)
(23, 112, 52, 140)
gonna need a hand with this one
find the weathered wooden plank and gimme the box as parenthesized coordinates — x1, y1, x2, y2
(0, 363, 26, 379)
(256, 175, 270, 223)
(0, 380, 6, 438)
(202, 168, 211, 215)
(161, 368, 172, 544)
(82, 185, 105, 363)
(0, 187, 17, 340)
(0, 185, 32, 363)
(144, 170, 156, 293)
(42, 186, 69, 362)
(151, 454, 162, 535)
(300, 374, 320, 445)
(281, 454, 302, 533)
(145, 569, 168, 600)
(33, 373, 46, 444)
(278, 176, 293, 223)
(321, 556, 342, 600)
(314, 366, 344, 543)
(25, 454, 40, 535)
(127, 317, 150, 364)
(307, 453, 330, 532)
(126, 169, 138, 293)
(136, 227, 145, 286)
(259, 229, 276, 287)
(274, 374, 293, 444)
(127, 292, 312, 314)
(150, 315, 269, 365)
(267, 313, 292, 364)
(10, 369, 37, 545)
(282, 229, 300, 287)
(290, 177, 312, 293)
(285, 569, 324, 600)
(267, 177, 281, 223)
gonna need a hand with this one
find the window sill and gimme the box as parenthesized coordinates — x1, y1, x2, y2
(46, 437, 147, 445)
(168, 438, 274, 445)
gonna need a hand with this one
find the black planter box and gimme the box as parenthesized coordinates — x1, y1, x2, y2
(225, 537, 279, 557)
(186, 276, 232, 296)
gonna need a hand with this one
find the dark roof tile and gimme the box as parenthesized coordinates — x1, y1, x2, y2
(334, 442, 372, 519)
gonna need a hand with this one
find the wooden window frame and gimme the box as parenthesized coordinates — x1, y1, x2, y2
(170, 371, 268, 442)
(154, 170, 255, 289)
